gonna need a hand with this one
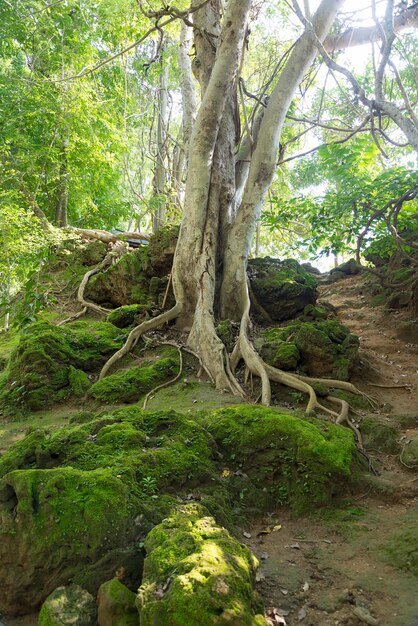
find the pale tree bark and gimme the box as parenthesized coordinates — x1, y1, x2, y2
(55, 139, 69, 228)
(152, 56, 169, 232)
(220, 0, 345, 319)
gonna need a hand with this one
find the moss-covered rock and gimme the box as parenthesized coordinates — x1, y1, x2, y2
(359, 417, 400, 454)
(39, 585, 97, 626)
(259, 320, 359, 380)
(97, 579, 138, 626)
(330, 258, 361, 276)
(205, 405, 355, 512)
(0, 467, 139, 614)
(0, 407, 222, 614)
(247, 257, 318, 322)
(68, 366, 91, 396)
(107, 304, 151, 329)
(80, 240, 108, 266)
(88, 356, 179, 404)
(0, 321, 126, 411)
(137, 503, 267, 626)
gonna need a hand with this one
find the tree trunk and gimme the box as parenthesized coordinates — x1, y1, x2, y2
(152, 56, 169, 232)
(55, 139, 69, 228)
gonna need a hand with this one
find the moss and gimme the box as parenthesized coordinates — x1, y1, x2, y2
(107, 304, 150, 329)
(261, 336, 300, 370)
(384, 516, 418, 577)
(80, 240, 108, 266)
(0, 321, 127, 411)
(68, 366, 91, 396)
(39, 585, 96, 626)
(137, 503, 267, 626)
(302, 304, 328, 321)
(333, 390, 370, 411)
(248, 257, 318, 322)
(204, 405, 355, 512)
(216, 320, 236, 353)
(259, 319, 358, 380)
(88, 356, 179, 404)
(359, 417, 399, 453)
(97, 579, 138, 626)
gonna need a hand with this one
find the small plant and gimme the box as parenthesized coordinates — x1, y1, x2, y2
(141, 475, 158, 495)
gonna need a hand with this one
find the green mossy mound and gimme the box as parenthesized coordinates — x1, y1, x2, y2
(137, 503, 267, 626)
(0, 467, 137, 614)
(107, 304, 151, 328)
(259, 319, 359, 380)
(88, 356, 179, 404)
(248, 257, 318, 322)
(205, 405, 355, 512)
(0, 321, 126, 411)
(80, 240, 108, 267)
(0, 407, 222, 614)
(0, 405, 358, 614)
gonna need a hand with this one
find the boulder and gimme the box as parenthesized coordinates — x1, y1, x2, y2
(97, 579, 138, 626)
(330, 258, 361, 276)
(137, 503, 267, 626)
(259, 320, 359, 380)
(81, 241, 108, 266)
(401, 434, 418, 468)
(39, 586, 96, 626)
(247, 257, 318, 322)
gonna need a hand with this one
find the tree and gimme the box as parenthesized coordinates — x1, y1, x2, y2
(101, 0, 371, 421)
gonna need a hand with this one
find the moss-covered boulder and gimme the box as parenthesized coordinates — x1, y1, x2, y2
(107, 304, 151, 329)
(401, 433, 418, 468)
(259, 320, 359, 380)
(205, 405, 355, 512)
(97, 579, 138, 626)
(0, 321, 126, 411)
(330, 258, 361, 276)
(137, 503, 267, 626)
(84, 227, 179, 309)
(80, 240, 108, 266)
(359, 417, 400, 454)
(0, 407, 221, 614)
(247, 257, 318, 322)
(88, 355, 179, 404)
(39, 585, 97, 626)
(0, 468, 138, 614)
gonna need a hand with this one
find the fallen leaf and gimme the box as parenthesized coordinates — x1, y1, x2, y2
(290, 542, 300, 549)
(302, 582, 309, 592)
(272, 524, 282, 532)
(243, 531, 252, 539)
(280, 588, 288, 595)
(260, 551, 269, 560)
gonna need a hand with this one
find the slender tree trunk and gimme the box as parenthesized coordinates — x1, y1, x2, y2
(55, 139, 69, 228)
(152, 57, 169, 232)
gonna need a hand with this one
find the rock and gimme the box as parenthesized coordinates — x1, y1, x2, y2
(97, 579, 138, 626)
(107, 304, 151, 329)
(330, 258, 361, 276)
(396, 321, 418, 344)
(137, 503, 268, 626)
(259, 320, 359, 380)
(39, 585, 96, 626)
(81, 241, 108, 266)
(359, 417, 400, 454)
(301, 262, 321, 275)
(387, 290, 410, 309)
(247, 257, 318, 322)
(352, 606, 378, 625)
(401, 433, 418, 468)
(323, 270, 345, 284)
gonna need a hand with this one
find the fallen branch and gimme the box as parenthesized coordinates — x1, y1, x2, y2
(65, 226, 150, 244)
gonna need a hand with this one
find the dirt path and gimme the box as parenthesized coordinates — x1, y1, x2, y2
(246, 274, 418, 626)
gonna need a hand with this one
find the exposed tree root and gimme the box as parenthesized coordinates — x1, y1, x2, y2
(58, 242, 128, 326)
(99, 303, 182, 378)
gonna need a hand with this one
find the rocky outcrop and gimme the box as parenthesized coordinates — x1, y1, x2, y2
(97, 579, 138, 626)
(248, 258, 318, 322)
